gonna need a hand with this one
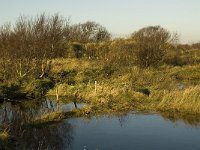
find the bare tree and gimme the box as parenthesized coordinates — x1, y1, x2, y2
(0, 14, 70, 80)
(67, 21, 111, 43)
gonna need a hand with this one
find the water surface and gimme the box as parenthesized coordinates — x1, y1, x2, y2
(0, 99, 200, 150)
(67, 113, 200, 150)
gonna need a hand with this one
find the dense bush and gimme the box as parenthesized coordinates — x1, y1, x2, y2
(24, 78, 54, 98)
(132, 26, 177, 67)
(106, 39, 136, 66)
(50, 69, 77, 85)
(69, 42, 85, 58)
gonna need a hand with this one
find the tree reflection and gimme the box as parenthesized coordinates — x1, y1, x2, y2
(160, 112, 200, 127)
(15, 122, 73, 150)
(117, 111, 200, 127)
(1, 98, 200, 149)
(0, 99, 74, 150)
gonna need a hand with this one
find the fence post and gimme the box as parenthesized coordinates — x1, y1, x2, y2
(56, 86, 59, 111)
(95, 81, 97, 93)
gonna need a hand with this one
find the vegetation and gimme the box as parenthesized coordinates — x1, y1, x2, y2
(0, 131, 9, 141)
(0, 126, 12, 149)
(46, 59, 200, 117)
(132, 26, 178, 67)
(31, 112, 66, 126)
(0, 13, 200, 118)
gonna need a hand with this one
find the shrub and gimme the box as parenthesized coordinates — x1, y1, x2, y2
(50, 69, 77, 85)
(70, 42, 85, 58)
(132, 26, 177, 68)
(24, 78, 54, 98)
(164, 49, 193, 66)
(165, 55, 187, 66)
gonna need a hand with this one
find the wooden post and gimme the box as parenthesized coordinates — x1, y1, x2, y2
(19, 61, 22, 77)
(56, 86, 59, 111)
(95, 81, 97, 93)
(56, 86, 59, 101)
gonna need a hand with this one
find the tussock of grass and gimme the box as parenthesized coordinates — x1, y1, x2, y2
(155, 86, 200, 114)
(0, 131, 9, 141)
(31, 112, 65, 126)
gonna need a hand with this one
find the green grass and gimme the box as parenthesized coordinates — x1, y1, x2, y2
(31, 112, 66, 126)
(1, 58, 199, 122)
(154, 86, 200, 114)
(46, 58, 200, 117)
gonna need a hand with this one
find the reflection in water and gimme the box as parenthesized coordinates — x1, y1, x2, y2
(0, 98, 78, 150)
(68, 113, 200, 150)
(1, 99, 200, 150)
(160, 112, 200, 127)
(16, 122, 73, 150)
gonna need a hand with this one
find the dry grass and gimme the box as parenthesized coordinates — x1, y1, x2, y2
(47, 58, 200, 116)
(155, 86, 200, 114)
(31, 111, 65, 126)
(51, 58, 100, 73)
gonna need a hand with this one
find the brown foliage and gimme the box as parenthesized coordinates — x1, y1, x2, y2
(132, 26, 178, 67)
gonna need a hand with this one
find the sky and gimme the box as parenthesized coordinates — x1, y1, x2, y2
(0, 0, 200, 43)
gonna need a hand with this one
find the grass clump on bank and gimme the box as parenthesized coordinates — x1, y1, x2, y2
(31, 112, 66, 126)
(154, 86, 200, 114)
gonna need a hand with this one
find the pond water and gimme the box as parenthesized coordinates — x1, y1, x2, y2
(0, 99, 200, 150)
(67, 114, 200, 150)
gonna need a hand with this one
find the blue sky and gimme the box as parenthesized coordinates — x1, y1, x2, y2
(0, 0, 200, 43)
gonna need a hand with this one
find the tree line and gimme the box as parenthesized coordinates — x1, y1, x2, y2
(0, 14, 111, 81)
(0, 14, 199, 82)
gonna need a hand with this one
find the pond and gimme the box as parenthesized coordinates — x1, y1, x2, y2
(0, 99, 200, 150)
(67, 114, 200, 150)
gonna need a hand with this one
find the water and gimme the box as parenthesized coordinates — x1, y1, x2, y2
(0, 99, 200, 150)
(67, 114, 200, 150)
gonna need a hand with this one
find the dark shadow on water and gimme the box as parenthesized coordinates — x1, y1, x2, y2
(0, 98, 81, 150)
(16, 122, 73, 150)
